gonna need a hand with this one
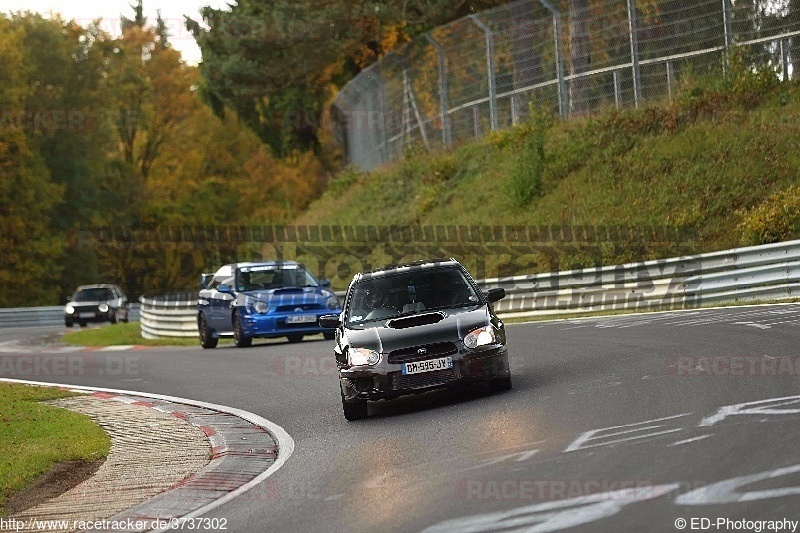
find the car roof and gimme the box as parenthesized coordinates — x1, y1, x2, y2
(355, 258, 462, 281)
(232, 260, 300, 269)
(75, 284, 119, 290)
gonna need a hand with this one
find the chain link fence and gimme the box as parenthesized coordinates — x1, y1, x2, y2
(331, 0, 800, 171)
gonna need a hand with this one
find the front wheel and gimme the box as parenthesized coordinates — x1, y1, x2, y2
(286, 334, 304, 344)
(233, 313, 252, 348)
(110, 311, 117, 324)
(198, 314, 218, 349)
(323, 331, 335, 341)
(65, 319, 73, 328)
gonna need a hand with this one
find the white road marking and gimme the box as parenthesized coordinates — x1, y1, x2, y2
(422, 484, 680, 533)
(699, 395, 800, 427)
(676, 464, 800, 505)
(564, 413, 691, 452)
(668, 435, 712, 447)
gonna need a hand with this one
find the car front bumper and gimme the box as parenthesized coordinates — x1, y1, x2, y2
(240, 311, 339, 338)
(339, 344, 510, 402)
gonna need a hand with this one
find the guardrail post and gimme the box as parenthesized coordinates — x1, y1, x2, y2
(538, 0, 569, 119)
(627, 0, 643, 108)
(470, 15, 499, 131)
(425, 33, 452, 148)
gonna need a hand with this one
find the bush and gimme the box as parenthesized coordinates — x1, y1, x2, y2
(505, 104, 549, 207)
(739, 186, 800, 245)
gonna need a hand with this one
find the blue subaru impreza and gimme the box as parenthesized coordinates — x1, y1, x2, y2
(197, 261, 341, 348)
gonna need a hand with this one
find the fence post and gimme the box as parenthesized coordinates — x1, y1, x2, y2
(470, 15, 499, 131)
(538, 0, 569, 119)
(376, 72, 389, 164)
(425, 33, 452, 148)
(613, 70, 622, 108)
(722, 0, 733, 49)
(627, 0, 643, 107)
(781, 38, 790, 82)
(389, 52, 430, 152)
(666, 62, 674, 100)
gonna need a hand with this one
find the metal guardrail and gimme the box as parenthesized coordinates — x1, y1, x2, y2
(134, 240, 800, 338)
(2, 240, 796, 334)
(0, 305, 141, 329)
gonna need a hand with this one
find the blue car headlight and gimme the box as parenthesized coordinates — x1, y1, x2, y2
(251, 301, 269, 314)
(326, 295, 340, 310)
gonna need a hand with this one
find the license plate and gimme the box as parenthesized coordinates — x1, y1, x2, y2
(286, 314, 317, 324)
(79, 312, 96, 318)
(402, 356, 453, 375)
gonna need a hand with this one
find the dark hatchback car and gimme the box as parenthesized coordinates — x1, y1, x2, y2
(65, 284, 130, 327)
(197, 261, 342, 348)
(319, 259, 511, 420)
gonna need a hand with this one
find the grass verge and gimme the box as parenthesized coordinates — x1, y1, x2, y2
(0, 383, 110, 516)
(63, 323, 207, 347)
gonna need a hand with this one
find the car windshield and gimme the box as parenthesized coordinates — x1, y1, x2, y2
(73, 288, 113, 302)
(346, 267, 480, 326)
(236, 265, 319, 292)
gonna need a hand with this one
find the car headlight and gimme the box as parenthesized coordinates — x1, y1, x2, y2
(252, 301, 269, 314)
(99, 304, 109, 313)
(65, 305, 75, 315)
(464, 325, 496, 349)
(326, 295, 340, 310)
(348, 348, 381, 366)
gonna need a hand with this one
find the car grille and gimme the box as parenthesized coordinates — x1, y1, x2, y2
(275, 303, 324, 312)
(72, 304, 100, 313)
(388, 342, 458, 364)
(393, 368, 457, 390)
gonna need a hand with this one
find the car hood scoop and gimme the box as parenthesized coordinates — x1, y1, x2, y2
(271, 288, 307, 295)
(387, 312, 444, 329)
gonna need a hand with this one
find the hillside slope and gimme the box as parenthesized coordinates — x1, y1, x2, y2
(295, 70, 800, 283)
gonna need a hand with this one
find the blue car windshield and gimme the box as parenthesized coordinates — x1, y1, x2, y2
(346, 267, 480, 326)
(236, 265, 319, 292)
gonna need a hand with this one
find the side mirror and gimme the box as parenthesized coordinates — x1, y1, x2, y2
(319, 314, 341, 328)
(486, 288, 506, 303)
(217, 284, 233, 294)
(319, 279, 332, 288)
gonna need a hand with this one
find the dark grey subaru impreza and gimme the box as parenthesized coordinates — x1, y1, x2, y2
(319, 258, 511, 420)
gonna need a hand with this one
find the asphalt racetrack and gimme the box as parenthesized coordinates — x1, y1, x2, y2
(3, 304, 800, 532)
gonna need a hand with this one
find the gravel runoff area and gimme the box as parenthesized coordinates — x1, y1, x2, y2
(0, 389, 280, 533)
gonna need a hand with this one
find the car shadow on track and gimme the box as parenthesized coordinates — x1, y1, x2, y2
(364, 372, 534, 420)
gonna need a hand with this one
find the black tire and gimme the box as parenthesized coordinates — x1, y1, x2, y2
(198, 314, 218, 349)
(65, 319, 73, 328)
(110, 311, 117, 325)
(341, 385, 368, 421)
(121, 308, 129, 323)
(287, 334, 304, 344)
(323, 331, 335, 341)
(79, 321, 88, 328)
(233, 313, 252, 348)
(489, 372, 512, 393)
